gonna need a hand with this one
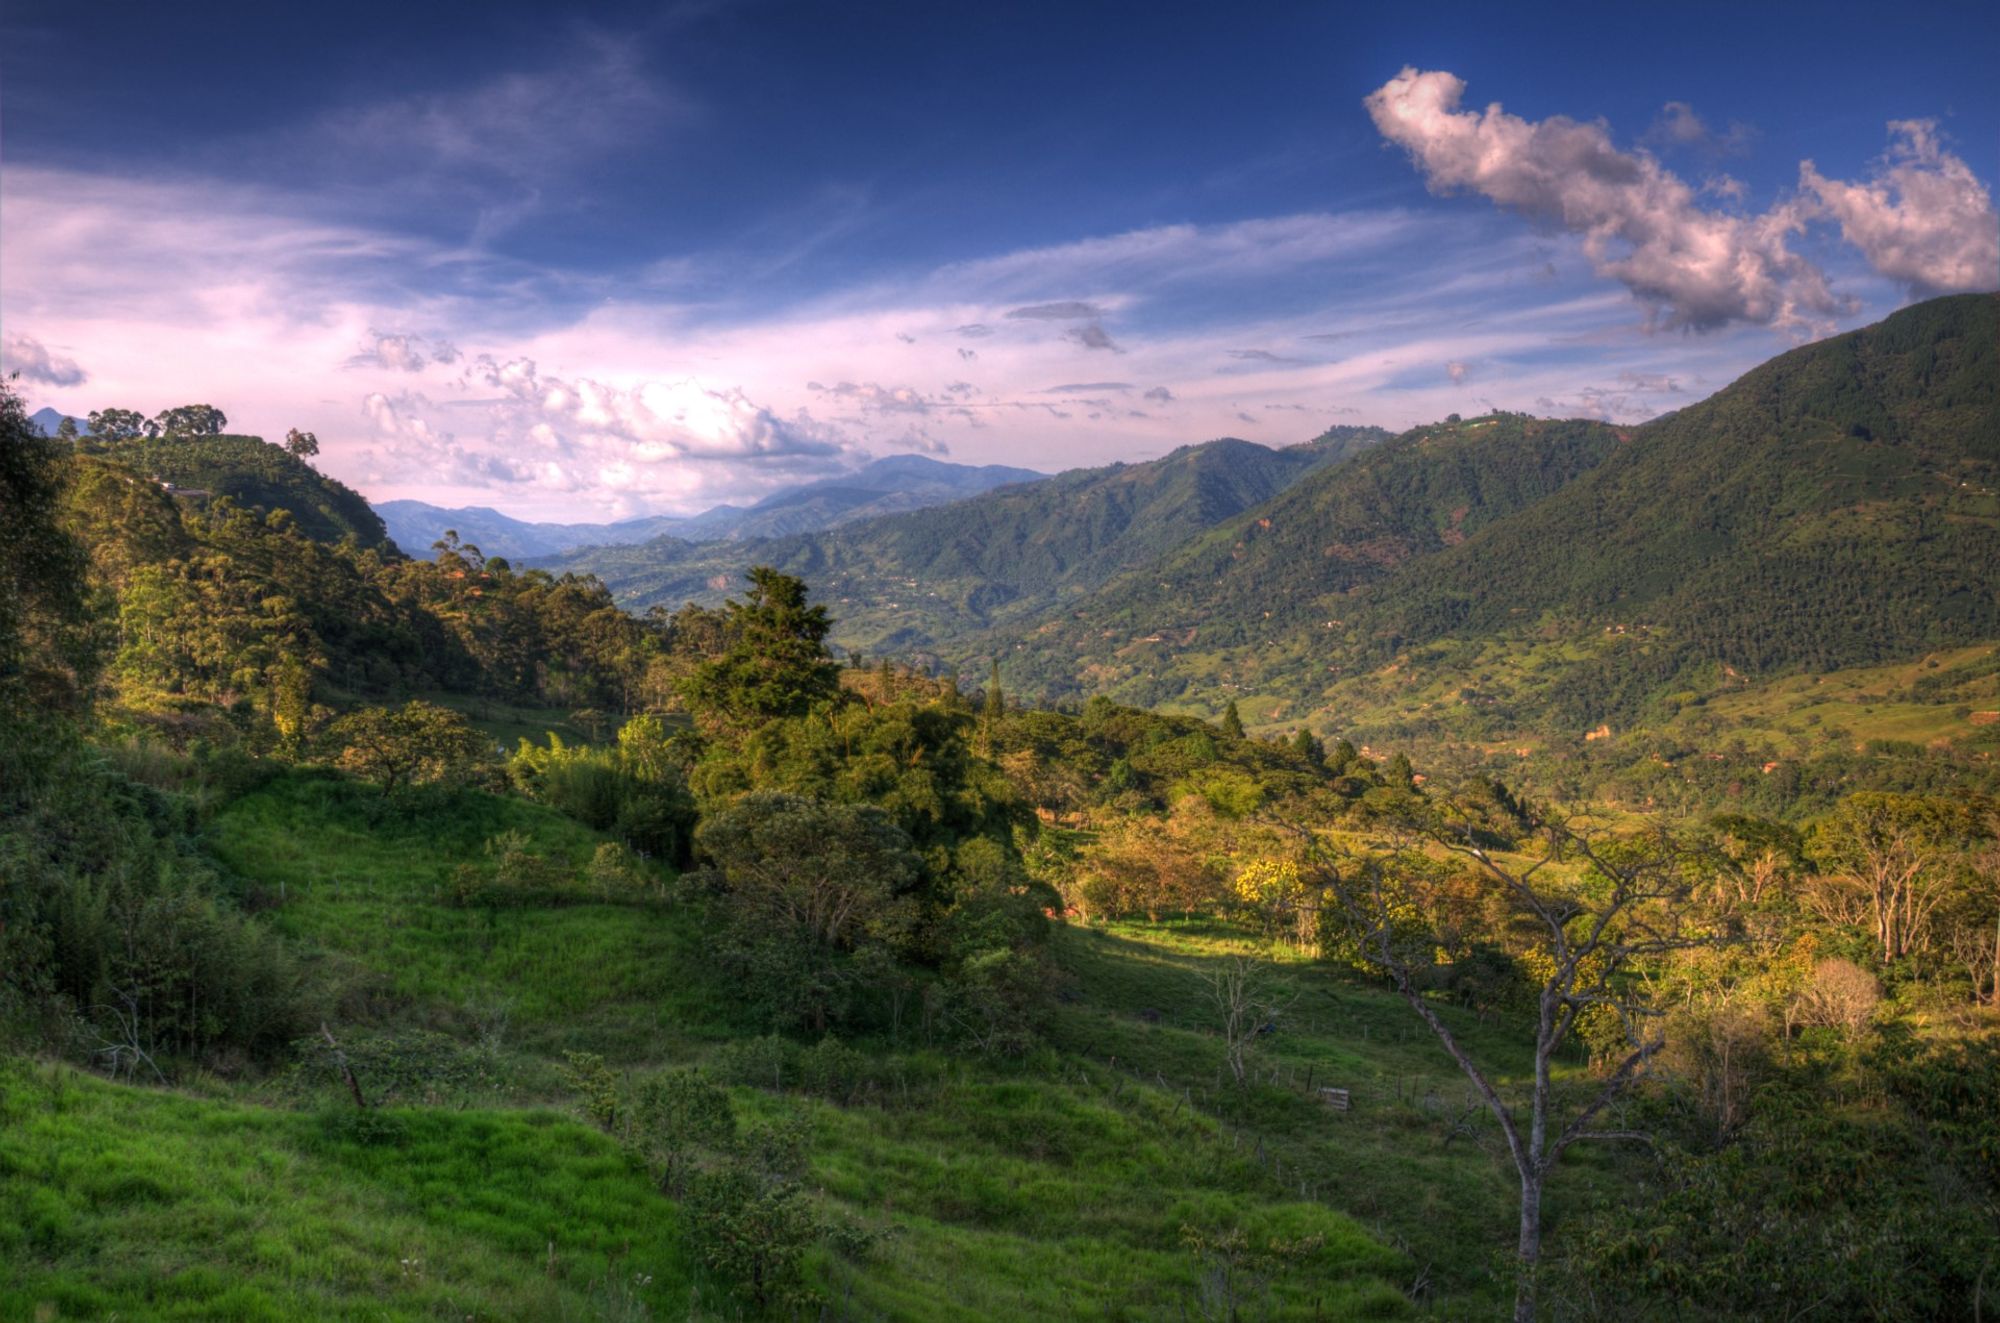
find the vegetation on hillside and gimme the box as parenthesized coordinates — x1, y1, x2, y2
(5, 359, 1998, 1323)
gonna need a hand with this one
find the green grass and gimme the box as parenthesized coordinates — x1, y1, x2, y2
(71, 768, 1613, 1319)
(204, 772, 750, 1059)
(0, 1060, 703, 1322)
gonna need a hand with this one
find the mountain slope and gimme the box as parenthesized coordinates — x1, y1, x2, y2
(548, 427, 1387, 655)
(1009, 293, 2000, 727)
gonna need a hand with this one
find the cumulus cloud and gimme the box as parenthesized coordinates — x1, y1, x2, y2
(1, 333, 87, 386)
(349, 330, 461, 372)
(1644, 102, 1754, 157)
(1800, 120, 2000, 295)
(1143, 386, 1175, 403)
(1067, 323, 1122, 352)
(357, 356, 857, 506)
(1445, 360, 1469, 384)
(1365, 67, 1845, 332)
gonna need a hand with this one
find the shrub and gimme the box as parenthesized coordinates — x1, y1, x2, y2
(627, 1067, 736, 1194)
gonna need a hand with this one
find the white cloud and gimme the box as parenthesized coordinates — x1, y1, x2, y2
(0, 158, 1870, 519)
(350, 330, 462, 372)
(1365, 68, 1846, 332)
(1800, 120, 2000, 296)
(1445, 360, 1469, 385)
(2, 333, 87, 387)
(1644, 102, 1755, 157)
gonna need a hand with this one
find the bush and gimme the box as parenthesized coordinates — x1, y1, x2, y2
(627, 1067, 735, 1194)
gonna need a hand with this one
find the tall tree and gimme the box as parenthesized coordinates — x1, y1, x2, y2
(1321, 806, 1708, 1323)
(1807, 793, 1972, 965)
(86, 407, 148, 440)
(0, 382, 94, 714)
(152, 404, 228, 437)
(1220, 699, 1245, 741)
(681, 568, 840, 732)
(284, 428, 320, 460)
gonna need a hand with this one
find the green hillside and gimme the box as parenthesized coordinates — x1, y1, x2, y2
(549, 428, 1388, 658)
(97, 433, 393, 550)
(1000, 294, 2000, 731)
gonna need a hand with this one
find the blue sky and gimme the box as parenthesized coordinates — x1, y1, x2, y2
(4, 0, 1996, 518)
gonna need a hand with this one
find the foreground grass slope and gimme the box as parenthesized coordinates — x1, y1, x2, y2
(158, 771, 1475, 1318)
(0, 1061, 699, 1322)
(141, 771, 1600, 1319)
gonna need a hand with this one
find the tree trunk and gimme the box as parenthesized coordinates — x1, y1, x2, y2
(1514, 1169, 1543, 1322)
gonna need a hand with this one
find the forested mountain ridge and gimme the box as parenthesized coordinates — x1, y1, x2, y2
(993, 413, 1626, 699)
(1001, 294, 2000, 727)
(544, 426, 1389, 656)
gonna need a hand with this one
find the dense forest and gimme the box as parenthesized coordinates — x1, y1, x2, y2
(4, 327, 1998, 1323)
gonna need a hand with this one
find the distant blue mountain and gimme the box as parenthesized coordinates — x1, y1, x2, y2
(29, 406, 80, 436)
(375, 455, 1046, 559)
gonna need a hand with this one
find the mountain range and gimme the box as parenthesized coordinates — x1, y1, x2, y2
(540, 426, 1391, 654)
(546, 294, 1998, 734)
(375, 454, 1045, 559)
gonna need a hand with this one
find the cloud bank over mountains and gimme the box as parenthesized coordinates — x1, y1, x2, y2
(6, 59, 1994, 521)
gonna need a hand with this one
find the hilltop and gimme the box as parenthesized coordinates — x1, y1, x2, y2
(93, 432, 394, 550)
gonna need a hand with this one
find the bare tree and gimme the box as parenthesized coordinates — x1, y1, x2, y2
(1205, 955, 1293, 1086)
(1791, 957, 1882, 1033)
(1318, 807, 1708, 1323)
(1809, 793, 1964, 965)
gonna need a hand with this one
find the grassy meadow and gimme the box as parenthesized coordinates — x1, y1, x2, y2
(0, 767, 1588, 1320)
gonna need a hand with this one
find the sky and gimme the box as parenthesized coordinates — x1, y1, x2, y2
(4, 0, 1996, 521)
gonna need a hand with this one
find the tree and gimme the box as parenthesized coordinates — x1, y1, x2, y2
(86, 408, 148, 440)
(1290, 727, 1325, 769)
(0, 382, 95, 712)
(1807, 793, 1970, 965)
(1220, 699, 1246, 741)
(695, 792, 924, 1030)
(1206, 955, 1293, 1085)
(984, 660, 1006, 720)
(697, 793, 921, 951)
(54, 415, 79, 443)
(284, 428, 320, 460)
(152, 404, 228, 437)
(327, 699, 491, 795)
(1320, 806, 1708, 1322)
(681, 568, 841, 732)
(1791, 957, 1881, 1034)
